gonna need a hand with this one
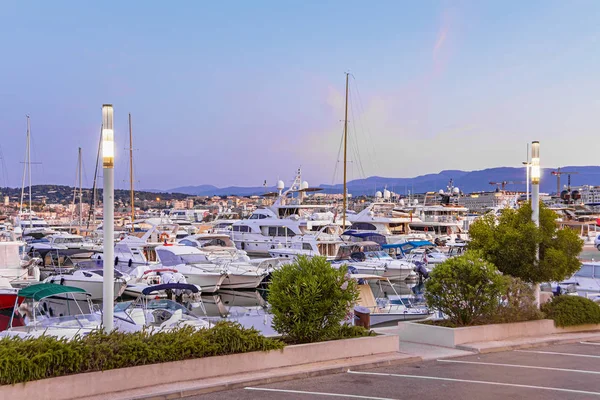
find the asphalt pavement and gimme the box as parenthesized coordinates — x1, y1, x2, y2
(191, 341, 600, 400)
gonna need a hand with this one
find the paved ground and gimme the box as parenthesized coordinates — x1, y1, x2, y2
(191, 341, 600, 400)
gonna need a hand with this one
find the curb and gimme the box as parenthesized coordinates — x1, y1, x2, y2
(457, 333, 600, 354)
(117, 355, 422, 400)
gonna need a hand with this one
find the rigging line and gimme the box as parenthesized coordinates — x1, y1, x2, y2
(0, 145, 8, 188)
(348, 87, 367, 179)
(348, 77, 371, 163)
(331, 122, 345, 186)
(351, 75, 380, 170)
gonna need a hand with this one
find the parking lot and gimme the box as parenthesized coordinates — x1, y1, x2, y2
(192, 341, 600, 399)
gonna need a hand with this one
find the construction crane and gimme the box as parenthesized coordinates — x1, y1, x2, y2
(488, 181, 526, 192)
(551, 168, 579, 194)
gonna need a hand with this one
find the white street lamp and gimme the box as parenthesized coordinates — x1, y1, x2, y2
(102, 104, 115, 331)
(531, 141, 540, 227)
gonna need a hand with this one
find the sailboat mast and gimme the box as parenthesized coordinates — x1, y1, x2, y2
(342, 73, 349, 228)
(86, 126, 102, 230)
(19, 116, 29, 217)
(27, 116, 32, 228)
(78, 147, 83, 227)
(129, 113, 135, 228)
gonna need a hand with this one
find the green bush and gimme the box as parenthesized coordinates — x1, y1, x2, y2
(425, 251, 506, 327)
(324, 325, 374, 341)
(541, 295, 600, 327)
(268, 256, 359, 344)
(489, 276, 544, 324)
(0, 322, 284, 385)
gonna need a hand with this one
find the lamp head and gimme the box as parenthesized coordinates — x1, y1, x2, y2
(102, 104, 114, 168)
(531, 141, 540, 184)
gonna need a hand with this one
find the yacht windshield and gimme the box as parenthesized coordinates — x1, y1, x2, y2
(365, 251, 392, 260)
(180, 254, 208, 264)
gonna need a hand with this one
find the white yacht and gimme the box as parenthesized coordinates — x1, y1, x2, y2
(230, 169, 341, 256)
(180, 233, 281, 271)
(154, 245, 227, 292)
(346, 202, 425, 244)
(0, 238, 40, 288)
(402, 186, 469, 242)
(44, 268, 128, 300)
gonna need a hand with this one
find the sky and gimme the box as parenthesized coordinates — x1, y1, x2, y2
(1, 1, 600, 190)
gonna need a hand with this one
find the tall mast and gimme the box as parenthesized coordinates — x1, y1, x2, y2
(19, 116, 29, 217)
(86, 126, 102, 230)
(129, 113, 135, 229)
(27, 116, 32, 227)
(78, 147, 83, 227)
(342, 73, 349, 228)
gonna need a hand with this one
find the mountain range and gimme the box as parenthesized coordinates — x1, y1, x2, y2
(166, 166, 600, 196)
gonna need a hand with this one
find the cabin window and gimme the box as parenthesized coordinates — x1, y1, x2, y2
(302, 243, 313, 251)
(576, 265, 594, 278)
(350, 222, 376, 231)
(157, 250, 180, 266)
(232, 225, 250, 232)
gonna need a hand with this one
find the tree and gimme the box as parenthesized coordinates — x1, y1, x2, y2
(268, 256, 358, 344)
(468, 202, 583, 284)
(425, 251, 506, 326)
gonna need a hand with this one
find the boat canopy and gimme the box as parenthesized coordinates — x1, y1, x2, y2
(141, 283, 199, 295)
(18, 283, 88, 301)
(382, 241, 434, 250)
(342, 230, 387, 245)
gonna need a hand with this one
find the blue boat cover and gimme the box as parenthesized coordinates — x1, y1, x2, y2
(342, 230, 387, 245)
(381, 240, 434, 250)
(141, 283, 199, 295)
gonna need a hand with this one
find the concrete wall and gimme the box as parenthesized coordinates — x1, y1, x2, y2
(397, 320, 600, 348)
(0, 334, 398, 400)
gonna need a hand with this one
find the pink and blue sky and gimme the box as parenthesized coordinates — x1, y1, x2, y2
(1, 1, 599, 190)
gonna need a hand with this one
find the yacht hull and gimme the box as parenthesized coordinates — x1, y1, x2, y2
(45, 277, 126, 300)
(220, 273, 266, 290)
(180, 272, 226, 293)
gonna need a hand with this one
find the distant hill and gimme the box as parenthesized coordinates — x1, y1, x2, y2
(168, 166, 600, 196)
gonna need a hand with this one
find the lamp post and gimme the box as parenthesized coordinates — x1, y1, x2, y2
(102, 104, 115, 331)
(531, 141, 540, 227)
(530, 141, 540, 305)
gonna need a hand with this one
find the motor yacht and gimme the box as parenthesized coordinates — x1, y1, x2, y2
(230, 169, 342, 256)
(352, 274, 432, 326)
(113, 283, 210, 331)
(43, 268, 128, 300)
(0, 237, 40, 288)
(346, 202, 426, 244)
(154, 245, 227, 292)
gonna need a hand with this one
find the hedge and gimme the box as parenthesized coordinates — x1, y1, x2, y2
(541, 295, 600, 327)
(0, 322, 284, 385)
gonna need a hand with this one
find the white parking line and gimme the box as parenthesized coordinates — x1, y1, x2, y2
(245, 387, 399, 400)
(581, 341, 600, 346)
(516, 350, 600, 359)
(346, 370, 600, 396)
(437, 359, 600, 375)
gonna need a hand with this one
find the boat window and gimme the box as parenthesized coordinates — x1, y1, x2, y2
(302, 243, 313, 251)
(156, 250, 180, 266)
(576, 264, 594, 278)
(350, 222, 377, 231)
(179, 240, 195, 247)
(232, 225, 250, 233)
(594, 266, 600, 278)
(180, 254, 208, 263)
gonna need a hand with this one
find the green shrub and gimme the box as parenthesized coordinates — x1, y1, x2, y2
(0, 322, 284, 385)
(324, 325, 374, 341)
(268, 256, 359, 344)
(541, 295, 600, 327)
(489, 276, 544, 324)
(425, 251, 506, 327)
